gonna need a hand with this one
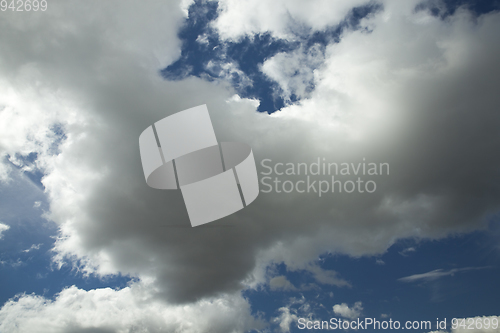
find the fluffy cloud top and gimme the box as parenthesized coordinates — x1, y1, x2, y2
(0, 284, 262, 333)
(333, 301, 363, 319)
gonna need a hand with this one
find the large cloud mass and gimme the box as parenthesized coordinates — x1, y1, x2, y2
(1, 0, 500, 331)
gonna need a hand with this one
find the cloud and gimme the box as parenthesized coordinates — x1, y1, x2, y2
(399, 267, 491, 283)
(261, 44, 324, 103)
(213, 0, 372, 40)
(332, 301, 363, 319)
(22, 244, 43, 253)
(269, 276, 297, 291)
(0, 284, 263, 333)
(0, 0, 500, 327)
(399, 247, 416, 256)
(274, 306, 299, 333)
(0, 223, 10, 240)
(272, 296, 319, 332)
(301, 263, 351, 287)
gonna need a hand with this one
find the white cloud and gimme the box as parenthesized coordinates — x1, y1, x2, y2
(333, 301, 363, 320)
(0, 223, 10, 240)
(399, 246, 416, 256)
(261, 44, 324, 104)
(180, 0, 195, 17)
(273, 306, 299, 333)
(213, 0, 372, 40)
(399, 267, 491, 283)
(272, 296, 322, 331)
(22, 243, 43, 253)
(0, 284, 263, 333)
(302, 263, 351, 287)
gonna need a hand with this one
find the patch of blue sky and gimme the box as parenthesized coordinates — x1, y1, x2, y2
(416, 0, 500, 18)
(47, 123, 67, 156)
(244, 217, 500, 332)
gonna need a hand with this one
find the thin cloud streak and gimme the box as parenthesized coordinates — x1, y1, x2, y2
(398, 266, 492, 283)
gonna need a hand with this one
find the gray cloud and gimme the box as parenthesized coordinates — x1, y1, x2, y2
(333, 301, 363, 320)
(269, 275, 297, 291)
(0, 0, 499, 318)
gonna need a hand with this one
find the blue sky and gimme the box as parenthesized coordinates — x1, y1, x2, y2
(1, 0, 500, 332)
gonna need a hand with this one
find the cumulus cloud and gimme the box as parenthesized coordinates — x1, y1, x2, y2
(272, 296, 318, 333)
(0, 223, 10, 240)
(213, 0, 372, 40)
(274, 306, 299, 333)
(261, 45, 324, 104)
(1, 0, 500, 330)
(333, 301, 363, 319)
(0, 284, 262, 333)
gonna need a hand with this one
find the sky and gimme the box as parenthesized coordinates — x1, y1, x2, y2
(0, 0, 499, 332)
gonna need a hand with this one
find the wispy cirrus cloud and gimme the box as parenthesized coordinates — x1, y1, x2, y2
(399, 266, 491, 283)
(22, 243, 43, 253)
